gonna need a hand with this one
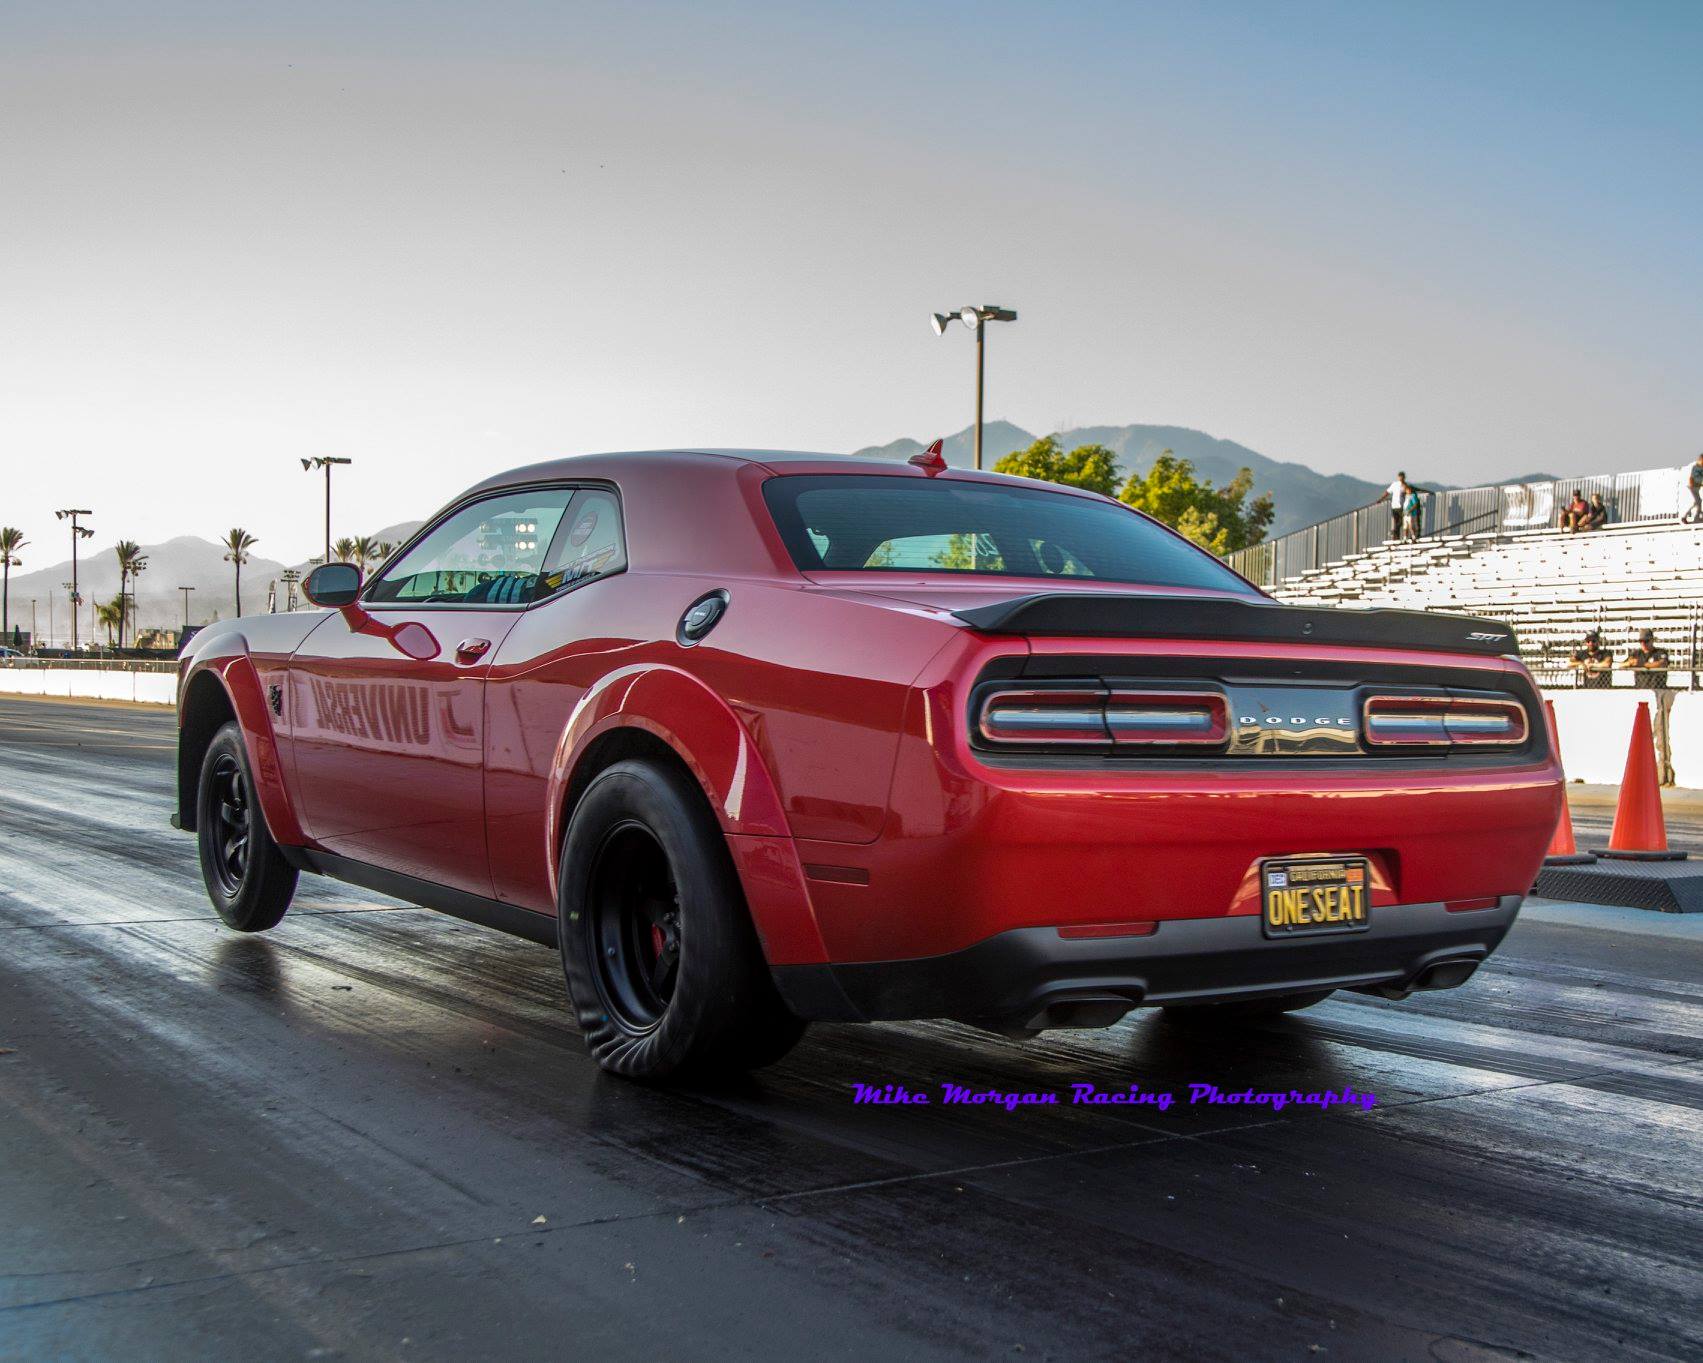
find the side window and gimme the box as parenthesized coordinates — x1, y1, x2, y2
(364, 488, 575, 605)
(537, 489, 626, 596)
(864, 534, 1005, 571)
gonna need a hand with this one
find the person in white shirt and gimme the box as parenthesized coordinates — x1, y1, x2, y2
(1376, 472, 1410, 538)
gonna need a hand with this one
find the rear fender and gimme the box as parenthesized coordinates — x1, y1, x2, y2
(547, 665, 830, 965)
(178, 643, 308, 846)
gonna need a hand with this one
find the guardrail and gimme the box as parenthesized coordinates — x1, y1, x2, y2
(1227, 464, 1694, 588)
(1, 657, 177, 673)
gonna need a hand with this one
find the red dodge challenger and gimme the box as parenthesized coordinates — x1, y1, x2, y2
(175, 448, 1563, 1080)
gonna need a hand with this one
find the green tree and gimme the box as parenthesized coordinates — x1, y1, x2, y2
(222, 528, 258, 617)
(993, 436, 1120, 497)
(95, 595, 125, 648)
(1117, 451, 1275, 555)
(332, 536, 357, 564)
(0, 527, 25, 640)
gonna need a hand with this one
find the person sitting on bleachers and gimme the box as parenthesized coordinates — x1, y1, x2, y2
(1624, 629, 1670, 690)
(1571, 630, 1613, 689)
(1584, 492, 1608, 531)
(1558, 491, 1590, 533)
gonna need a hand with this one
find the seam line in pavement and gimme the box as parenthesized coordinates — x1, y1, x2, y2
(0, 906, 414, 931)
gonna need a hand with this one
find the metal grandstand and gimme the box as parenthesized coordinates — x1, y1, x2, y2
(1227, 465, 1702, 689)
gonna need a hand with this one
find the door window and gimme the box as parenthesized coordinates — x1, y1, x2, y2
(364, 488, 576, 606)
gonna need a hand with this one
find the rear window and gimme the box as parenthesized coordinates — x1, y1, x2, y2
(761, 475, 1258, 593)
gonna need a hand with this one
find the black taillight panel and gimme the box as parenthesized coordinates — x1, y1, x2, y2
(967, 665, 1545, 765)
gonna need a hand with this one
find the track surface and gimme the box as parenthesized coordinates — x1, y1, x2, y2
(1, 698, 1699, 1362)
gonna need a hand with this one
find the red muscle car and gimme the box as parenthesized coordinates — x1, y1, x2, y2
(175, 448, 1562, 1080)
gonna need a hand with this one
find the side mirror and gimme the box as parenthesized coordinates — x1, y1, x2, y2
(303, 562, 362, 608)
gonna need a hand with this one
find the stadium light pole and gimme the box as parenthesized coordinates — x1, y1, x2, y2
(54, 510, 94, 652)
(301, 457, 353, 564)
(930, 305, 1017, 470)
(178, 585, 195, 631)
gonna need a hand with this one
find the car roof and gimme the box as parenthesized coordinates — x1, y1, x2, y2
(468, 448, 1118, 503)
(442, 448, 1142, 581)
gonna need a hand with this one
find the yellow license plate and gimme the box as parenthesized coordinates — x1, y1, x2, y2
(1261, 858, 1370, 938)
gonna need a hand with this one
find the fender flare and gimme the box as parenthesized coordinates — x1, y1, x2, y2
(545, 664, 830, 965)
(178, 641, 309, 846)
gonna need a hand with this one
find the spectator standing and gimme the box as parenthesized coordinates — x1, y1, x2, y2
(1571, 630, 1613, 689)
(1683, 453, 1703, 525)
(1402, 484, 1425, 541)
(1559, 491, 1589, 533)
(1377, 472, 1409, 539)
(1625, 629, 1670, 690)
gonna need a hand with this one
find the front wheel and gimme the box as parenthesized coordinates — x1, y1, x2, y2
(196, 721, 298, 932)
(1160, 989, 1336, 1026)
(558, 757, 805, 1081)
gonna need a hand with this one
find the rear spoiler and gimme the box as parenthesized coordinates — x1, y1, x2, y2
(952, 594, 1520, 657)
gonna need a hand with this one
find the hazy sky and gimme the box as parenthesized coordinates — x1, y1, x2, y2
(3, 0, 1700, 565)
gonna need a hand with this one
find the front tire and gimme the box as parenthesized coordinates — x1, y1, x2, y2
(1160, 988, 1336, 1025)
(196, 721, 298, 932)
(558, 757, 805, 1081)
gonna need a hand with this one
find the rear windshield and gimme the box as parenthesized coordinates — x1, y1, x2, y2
(761, 474, 1258, 593)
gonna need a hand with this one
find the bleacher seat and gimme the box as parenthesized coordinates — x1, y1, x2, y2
(1269, 520, 1701, 687)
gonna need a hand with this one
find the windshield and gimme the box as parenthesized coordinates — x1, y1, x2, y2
(761, 475, 1258, 594)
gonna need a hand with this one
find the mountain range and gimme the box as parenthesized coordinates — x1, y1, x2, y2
(0, 424, 1557, 644)
(1, 521, 424, 645)
(852, 422, 1394, 536)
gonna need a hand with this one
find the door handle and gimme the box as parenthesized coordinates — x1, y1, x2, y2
(455, 637, 492, 663)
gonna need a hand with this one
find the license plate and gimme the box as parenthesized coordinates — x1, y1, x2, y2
(1261, 857, 1371, 938)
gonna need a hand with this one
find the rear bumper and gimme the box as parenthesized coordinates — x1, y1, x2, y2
(771, 895, 1520, 1028)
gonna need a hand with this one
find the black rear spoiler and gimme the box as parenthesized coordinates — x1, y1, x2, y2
(952, 594, 1519, 657)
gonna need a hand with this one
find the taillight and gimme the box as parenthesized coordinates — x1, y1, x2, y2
(1362, 695, 1528, 748)
(978, 689, 1110, 745)
(978, 688, 1228, 750)
(1105, 691, 1228, 746)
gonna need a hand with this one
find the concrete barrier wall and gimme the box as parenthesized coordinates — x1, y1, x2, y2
(1545, 690, 1656, 785)
(0, 668, 176, 706)
(1668, 693, 1703, 789)
(1542, 687, 1698, 788)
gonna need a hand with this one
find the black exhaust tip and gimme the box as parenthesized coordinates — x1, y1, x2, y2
(1412, 958, 1480, 992)
(974, 993, 1140, 1038)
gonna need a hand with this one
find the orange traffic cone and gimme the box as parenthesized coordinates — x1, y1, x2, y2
(1596, 701, 1686, 861)
(1542, 700, 1594, 865)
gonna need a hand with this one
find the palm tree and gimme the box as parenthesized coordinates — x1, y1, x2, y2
(95, 595, 125, 648)
(222, 528, 257, 617)
(0, 527, 25, 640)
(113, 541, 146, 648)
(332, 536, 356, 564)
(352, 534, 380, 574)
(126, 550, 148, 644)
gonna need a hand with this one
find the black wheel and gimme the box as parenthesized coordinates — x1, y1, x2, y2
(1160, 988, 1336, 1025)
(558, 758, 805, 1081)
(196, 722, 298, 932)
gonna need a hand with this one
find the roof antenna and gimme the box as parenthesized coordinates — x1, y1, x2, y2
(908, 439, 947, 475)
